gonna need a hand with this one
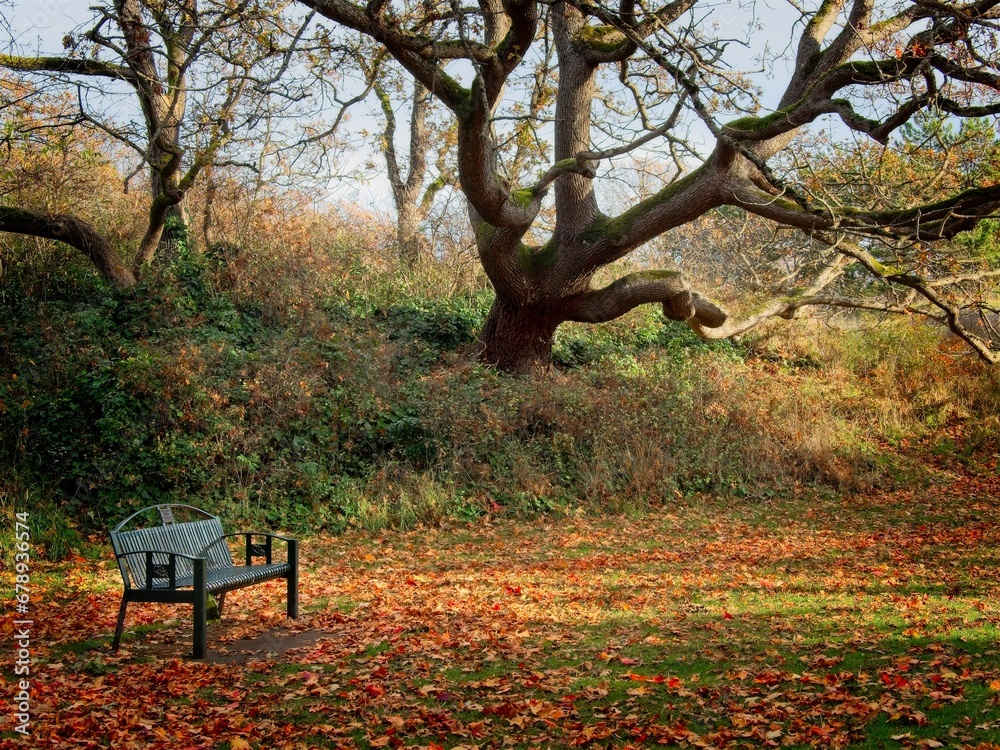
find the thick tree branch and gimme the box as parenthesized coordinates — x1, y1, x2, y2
(848, 185, 1000, 241)
(729, 177, 1000, 245)
(0, 54, 134, 82)
(724, 90, 935, 146)
(0, 206, 136, 287)
(689, 250, 852, 339)
(563, 270, 728, 328)
(574, 160, 725, 275)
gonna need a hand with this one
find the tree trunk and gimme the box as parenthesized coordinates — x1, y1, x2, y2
(397, 202, 424, 267)
(0, 206, 137, 287)
(376, 77, 432, 267)
(150, 165, 189, 251)
(132, 193, 172, 274)
(478, 298, 563, 373)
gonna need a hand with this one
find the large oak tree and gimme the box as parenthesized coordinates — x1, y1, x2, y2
(300, 0, 1000, 371)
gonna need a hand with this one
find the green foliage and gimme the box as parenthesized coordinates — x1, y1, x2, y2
(379, 295, 489, 363)
(955, 218, 1000, 263)
(4, 223, 998, 554)
(0, 488, 83, 561)
(552, 307, 735, 368)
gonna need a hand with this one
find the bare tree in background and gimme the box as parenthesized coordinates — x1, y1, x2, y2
(364, 57, 452, 265)
(350, 17, 556, 267)
(0, 0, 341, 285)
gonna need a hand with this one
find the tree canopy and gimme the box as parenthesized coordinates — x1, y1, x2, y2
(0, 0, 345, 283)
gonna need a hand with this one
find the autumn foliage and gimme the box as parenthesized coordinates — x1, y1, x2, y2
(4, 476, 1000, 748)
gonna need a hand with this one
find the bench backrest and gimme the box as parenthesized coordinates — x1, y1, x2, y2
(110, 505, 234, 589)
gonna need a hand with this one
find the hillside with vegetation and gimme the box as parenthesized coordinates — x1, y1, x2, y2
(1, 130, 998, 556)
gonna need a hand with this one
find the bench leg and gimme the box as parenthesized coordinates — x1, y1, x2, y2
(192, 558, 208, 659)
(112, 597, 128, 651)
(216, 592, 227, 617)
(287, 539, 299, 619)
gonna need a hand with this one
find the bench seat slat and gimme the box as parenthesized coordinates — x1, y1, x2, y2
(113, 517, 236, 589)
(138, 563, 291, 592)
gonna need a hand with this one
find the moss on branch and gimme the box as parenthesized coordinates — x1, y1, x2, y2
(576, 24, 627, 54)
(0, 53, 129, 79)
(519, 242, 558, 274)
(474, 219, 497, 245)
(510, 188, 536, 207)
(838, 58, 906, 83)
(634, 269, 682, 281)
(580, 168, 702, 247)
(724, 101, 809, 137)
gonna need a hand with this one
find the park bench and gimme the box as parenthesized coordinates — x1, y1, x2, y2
(109, 504, 298, 658)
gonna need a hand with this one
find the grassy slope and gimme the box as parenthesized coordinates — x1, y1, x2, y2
(3, 238, 998, 552)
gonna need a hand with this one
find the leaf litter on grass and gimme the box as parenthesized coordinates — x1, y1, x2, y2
(3, 481, 1000, 749)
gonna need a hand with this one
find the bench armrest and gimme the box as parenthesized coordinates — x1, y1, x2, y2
(219, 532, 298, 566)
(116, 549, 206, 590)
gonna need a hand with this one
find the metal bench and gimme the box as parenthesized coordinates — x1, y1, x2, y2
(109, 504, 298, 658)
